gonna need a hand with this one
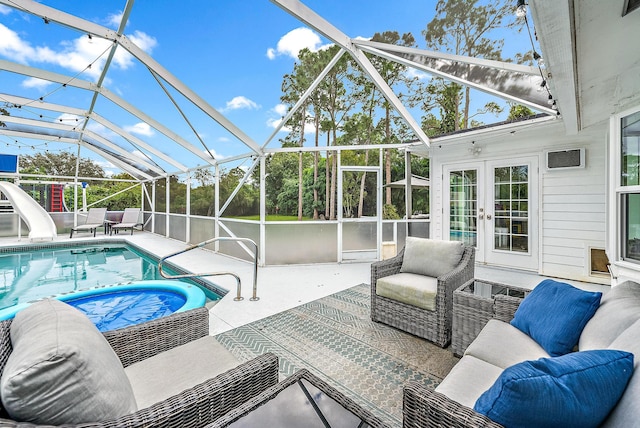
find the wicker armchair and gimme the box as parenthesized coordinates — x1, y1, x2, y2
(0, 307, 279, 428)
(402, 293, 523, 427)
(371, 243, 475, 348)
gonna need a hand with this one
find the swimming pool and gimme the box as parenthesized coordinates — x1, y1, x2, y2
(0, 242, 223, 311)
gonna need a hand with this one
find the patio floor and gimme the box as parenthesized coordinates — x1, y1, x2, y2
(216, 283, 456, 426)
(0, 231, 611, 427)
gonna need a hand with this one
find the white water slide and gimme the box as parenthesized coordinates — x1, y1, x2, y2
(0, 181, 57, 240)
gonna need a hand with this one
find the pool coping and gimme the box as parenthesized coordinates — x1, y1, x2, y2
(0, 239, 229, 299)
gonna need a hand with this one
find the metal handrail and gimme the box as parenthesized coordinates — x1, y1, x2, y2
(158, 237, 259, 301)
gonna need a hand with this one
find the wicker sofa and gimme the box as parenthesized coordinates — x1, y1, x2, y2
(371, 238, 475, 347)
(0, 304, 279, 427)
(403, 280, 640, 428)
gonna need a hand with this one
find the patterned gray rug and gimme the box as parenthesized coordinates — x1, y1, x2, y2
(215, 284, 459, 427)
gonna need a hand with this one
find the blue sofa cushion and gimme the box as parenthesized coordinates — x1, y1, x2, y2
(510, 279, 601, 356)
(474, 350, 634, 428)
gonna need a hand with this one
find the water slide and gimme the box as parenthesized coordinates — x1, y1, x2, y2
(0, 181, 57, 240)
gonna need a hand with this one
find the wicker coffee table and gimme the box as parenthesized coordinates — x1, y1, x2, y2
(206, 368, 389, 428)
(452, 279, 529, 356)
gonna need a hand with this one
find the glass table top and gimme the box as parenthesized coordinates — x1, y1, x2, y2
(227, 378, 371, 428)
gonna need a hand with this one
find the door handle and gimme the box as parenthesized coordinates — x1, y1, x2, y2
(478, 214, 484, 220)
(487, 214, 492, 220)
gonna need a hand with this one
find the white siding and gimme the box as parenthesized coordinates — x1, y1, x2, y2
(541, 136, 607, 283)
(428, 119, 609, 284)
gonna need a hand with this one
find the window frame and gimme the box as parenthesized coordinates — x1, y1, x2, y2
(609, 105, 640, 273)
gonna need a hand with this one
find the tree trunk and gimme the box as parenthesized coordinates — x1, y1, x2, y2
(454, 90, 461, 131)
(298, 151, 303, 220)
(313, 116, 319, 220)
(297, 111, 305, 221)
(357, 151, 369, 218)
(325, 134, 330, 219)
(463, 85, 470, 129)
(385, 105, 392, 205)
(329, 129, 337, 220)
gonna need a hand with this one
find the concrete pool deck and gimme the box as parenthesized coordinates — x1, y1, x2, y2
(0, 231, 609, 336)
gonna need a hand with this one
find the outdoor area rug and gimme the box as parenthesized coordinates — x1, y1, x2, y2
(215, 283, 459, 427)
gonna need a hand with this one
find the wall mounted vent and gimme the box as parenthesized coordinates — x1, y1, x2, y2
(545, 148, 585, 170)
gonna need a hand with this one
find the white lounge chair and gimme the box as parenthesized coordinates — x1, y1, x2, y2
(70, 208, 107, 238)
(110, 208, 142, 235)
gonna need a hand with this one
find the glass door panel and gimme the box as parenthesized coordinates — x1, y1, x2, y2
(493, 165, 529, 253)
(449, 169, 478, 247)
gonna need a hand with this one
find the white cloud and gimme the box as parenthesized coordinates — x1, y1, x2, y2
(21, 77, 53, 90)
(131, 150, 148, 159)
(406, 68, 428, 80)
(266, 27, 331, 60)
(0, 22, 156, 79)
(221, 96, 260, 112)
(266, 117, 285, 130)
(106, 11, 124, 28)
(55, 113, 86, 128)
(267, 104, 289, 132)
(202, 148, 223, 160)
(266, 115, 314, 135)
(274, 103, 288, 116)
(0, 23, 41, 63)
(86, 121, 118, 140)
(124, 122, 154, 137)
(0, 5, 11, 15)
(95, 159, 116, 173)
(113, 30, 157, 69)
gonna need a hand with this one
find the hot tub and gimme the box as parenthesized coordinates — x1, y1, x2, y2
(0, 280, 206, 332)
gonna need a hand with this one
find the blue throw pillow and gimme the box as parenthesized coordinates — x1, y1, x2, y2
(510, 279, 601, 356)
(474, 350, 634, 428)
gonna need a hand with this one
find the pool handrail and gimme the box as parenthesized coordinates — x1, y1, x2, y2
(158, 237, 259, 301)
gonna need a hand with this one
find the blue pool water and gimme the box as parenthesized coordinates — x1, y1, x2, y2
(0, 243, 221, 311)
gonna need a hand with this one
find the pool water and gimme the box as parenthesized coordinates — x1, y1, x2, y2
(0, 244, 221, 311)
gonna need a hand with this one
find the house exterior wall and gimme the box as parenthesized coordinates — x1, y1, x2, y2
(428, 118, 609, 284)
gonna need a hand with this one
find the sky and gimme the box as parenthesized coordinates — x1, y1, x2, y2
(0, 0, 535, 177)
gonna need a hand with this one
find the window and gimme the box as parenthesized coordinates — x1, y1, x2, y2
(619, 110, 640, 263)
(623, 194, 640, 262)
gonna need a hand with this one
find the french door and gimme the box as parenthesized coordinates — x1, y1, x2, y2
(444, 157, 538, 270)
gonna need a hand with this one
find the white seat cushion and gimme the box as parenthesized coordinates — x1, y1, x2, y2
(376, 273, 438, 311)
(435, 355, 503, 409)
(125, 335, 241, 409)
(465, 319, 549, 369)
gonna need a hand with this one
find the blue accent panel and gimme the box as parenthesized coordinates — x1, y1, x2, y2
(0, 154, 18, 173)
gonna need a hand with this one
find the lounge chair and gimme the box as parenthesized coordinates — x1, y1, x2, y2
(370, 237, 475, 348)
(69, 208, 107, 238)
(0, 302, 279, 427)
(110, 208, 142, 235)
